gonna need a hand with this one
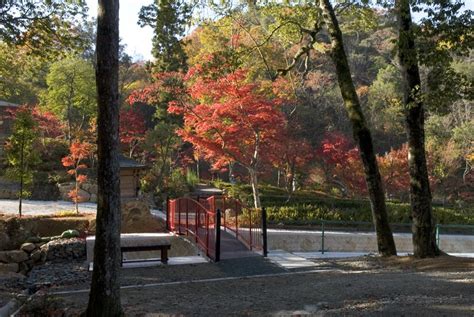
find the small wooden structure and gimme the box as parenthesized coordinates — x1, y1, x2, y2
(119, 155, 147, 199)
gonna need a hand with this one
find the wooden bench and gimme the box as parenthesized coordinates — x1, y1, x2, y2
(120, 244, 171, 266)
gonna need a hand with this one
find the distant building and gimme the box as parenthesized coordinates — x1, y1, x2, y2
(118, 155, 147, 200)
(0, 100, 19, 155)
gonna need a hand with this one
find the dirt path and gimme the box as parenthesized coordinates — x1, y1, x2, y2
(17, 255, 474, 316)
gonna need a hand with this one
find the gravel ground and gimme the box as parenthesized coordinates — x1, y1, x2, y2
(11, 255, 474, 316)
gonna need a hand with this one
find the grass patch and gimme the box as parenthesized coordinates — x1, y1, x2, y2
(54, 210, 83, 218)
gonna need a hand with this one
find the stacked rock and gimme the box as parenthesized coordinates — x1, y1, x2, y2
(0, 236, 86, 275)
(40, 238, 86, 262)
(0, 242, 44, 275)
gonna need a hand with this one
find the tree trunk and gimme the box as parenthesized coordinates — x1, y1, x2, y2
(19, 135, 24, 218)
(396, 0, 439, 257)
(248, 168, 261, 209)
(319, 0, 397, 256)
(86, 0, 123, 316)
(75, 170, 79, 214)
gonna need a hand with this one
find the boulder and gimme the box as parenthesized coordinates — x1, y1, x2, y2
(0, 263, 19, 273)
(26, 236, 42, 244)
(20, 243, 36, 253)
(0, 250, 29, 263)
(40, 238, 86, 262)
(0, 232, 10, 251)
(30, 249, 42, 262)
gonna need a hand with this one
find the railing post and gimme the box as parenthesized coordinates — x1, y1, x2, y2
(261, 207, 268, 257)
(215, 208, 221, 262)
(435, 224, 440, 248)
(249, 206, 252, 250)
(185, 199, 189, 236)
(166, 197, 170, 231)
(321, 220, 325, 254)
(178, 199, 182, 235)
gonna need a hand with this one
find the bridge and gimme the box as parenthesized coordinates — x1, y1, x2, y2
(166, 196, 268, 261)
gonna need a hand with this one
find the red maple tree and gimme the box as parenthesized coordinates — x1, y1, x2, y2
(62, 141, 92, 214)
(274, 130, 313, 196)
(317, 131, 367, 196)
(119, 108, 147, 158)
(378, 144, 410, 199)
(31, 107, 63, 139)
(169, 68, 286, 208)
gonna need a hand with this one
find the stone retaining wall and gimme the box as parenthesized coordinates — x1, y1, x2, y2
(0, 238, 85, 275)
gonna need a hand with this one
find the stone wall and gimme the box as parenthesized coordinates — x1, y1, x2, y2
(58, 182, 98, 203)
(0, 179, 19, 199)
(0, 238, 85, 275)
(0, 216, 90, 251)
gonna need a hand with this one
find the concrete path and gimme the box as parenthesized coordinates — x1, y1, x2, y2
(268, 250, 474, 270)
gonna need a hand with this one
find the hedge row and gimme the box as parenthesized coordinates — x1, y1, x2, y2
(213, 182, 474, 225)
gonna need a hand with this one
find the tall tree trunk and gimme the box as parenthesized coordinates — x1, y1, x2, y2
(19, 136, 24, 218)
(86, 0, 123, 316)
(248, 168, 261, 209)
(74, 170, 79, 214)
(396, 0, 439, 257)
(319, 0, 397, 256)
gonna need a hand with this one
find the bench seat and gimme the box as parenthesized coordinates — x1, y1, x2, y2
(121, 244, 171, 265)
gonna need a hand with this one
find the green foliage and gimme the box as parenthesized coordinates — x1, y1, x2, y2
(265, 198, 474, 225)
(138, 0, 191, 72)
(214, 182, 474, 225)
(0, 43, 47, 104)
(4, 107, 40, 202)
(0, 0, 89, 58)
(167, 169, 191, 198)
(186, 168, 199, 188)
(41, 56, 96, 139)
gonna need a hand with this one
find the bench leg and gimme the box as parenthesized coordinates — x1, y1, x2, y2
(161, 248, 168, 264)
(121, 251, 123, 267)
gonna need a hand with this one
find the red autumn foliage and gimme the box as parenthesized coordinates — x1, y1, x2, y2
(62, 141, 92, 213)
(169, 68, 286, 171)
(5, 105, 63, 138)
(127, 72, 185, 106)
(274, 129, 313, 193)
(119, 108, 147, 158)
(31, 107, 63, 139)
(318, 134, 437, 199)
(316, 131, 367, 196)
(378, 144, 411, 198)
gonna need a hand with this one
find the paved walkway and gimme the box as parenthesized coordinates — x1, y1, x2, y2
(0, 199, 97, 215)
(268, 250, 474, 270)
(0, 199, 166, 219)
(221, 230, 260, 260)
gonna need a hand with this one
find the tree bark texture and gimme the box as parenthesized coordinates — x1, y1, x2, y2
(396, 0, 439, 257)
(319, 0, 397, 256)
(249, 168, 262, 209)
(86, 0, 123, 316)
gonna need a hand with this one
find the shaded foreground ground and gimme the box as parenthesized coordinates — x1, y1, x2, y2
(16, 255, 474, 316)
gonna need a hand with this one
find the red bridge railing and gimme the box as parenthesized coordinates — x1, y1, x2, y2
(168, 197, 217, 260)
(207, 196, 264, 252)
(167, 195, 267, 261)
